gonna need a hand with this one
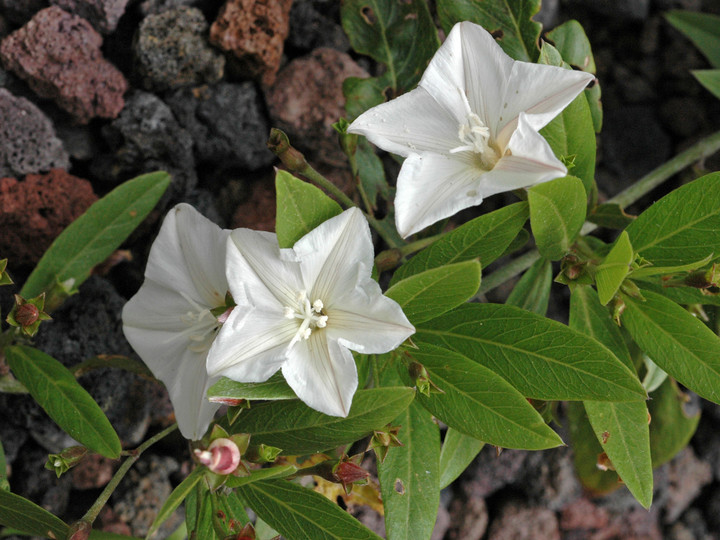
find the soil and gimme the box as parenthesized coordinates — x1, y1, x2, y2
(2, 0, 720, 539)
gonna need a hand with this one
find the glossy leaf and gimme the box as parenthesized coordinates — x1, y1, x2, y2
(416, 304, 647, 402)
(648, 378, 700, 467)
(436, 0, 541, 62)
(630, 253, 713, 280)
(439, 428, 484, 489)
(385, 260, 481, 325)
(147, 466, 206, 539)
(665, 10, 720, 68)
(207, 373, 297, 403)
(506, 257, 552, 315)
(341, 0, 438, 94)
(595, 231, 634, 306)
(625, 172, 720, 266)
(236, 480, 382, 540)
(6, 346, 121, 458)
(275, 170, 343, 249)
(21, 172, 170, 301)
(391, 202, 529, 285)
(409, 343, 563, 449)
(692, 69, 720, 100)
(0, 489, 68, 539)
(228, 387, 415, 455)
(529, 176, 587, 261)
(622, 289, 720, 404)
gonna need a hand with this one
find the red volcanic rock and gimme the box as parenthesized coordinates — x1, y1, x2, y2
(210, 0, 293, 86)
(0, 169, 97, 266)
(231, 178, 276, 233)
(0, 6, 127, 123)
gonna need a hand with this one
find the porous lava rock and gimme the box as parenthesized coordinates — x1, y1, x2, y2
(265, 47, 368, 167)
(0, 6, 128, 123)
(0, 89, 69, 178)
(209, 0, 293, 86)
(287, 0, 349, 53)
(133, 7, 225, 91)
(231, 177, 275, 232)
(138, 0, 194, 15)
(0, 169, 96, 267)
(166, 82, 273, 171)
(92, 91, 196, 203)
(49, 0, 130, 33)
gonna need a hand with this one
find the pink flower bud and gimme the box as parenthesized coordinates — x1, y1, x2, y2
(194, 438, 241, 475)
(15, 302, 39, 326)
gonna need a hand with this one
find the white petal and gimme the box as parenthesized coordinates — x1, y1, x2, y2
(226, 229, 304, 310)
(420, 21, 513, 134)
(394, 152, 485, 238)
(347, 86, 461, 157)
(145, 204, 229, 309)
(496, 62, 594, 148)
(205, 305, 295, 380)
(326, 280, 414, 353)
(293, 208, 374, 303)
(122, 279, 203, 333)
(282, 332, 358, 417)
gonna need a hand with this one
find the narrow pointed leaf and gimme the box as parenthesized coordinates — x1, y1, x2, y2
(228, 387, 415, 455)
(416, 304, 647, 402)
(506, 257, 552, 315)
(436, 0, 541, 61)
(207, 373, 297, 403)
(648, 378, 700, 467)
(0, 489, 68, 539)
(236, 480, 382, 540)
(665, 10, 720, 68)
(147, 466, 206, 539)
(391, 202, 529, 285)
(692, 69, 720, 100)
(21, 172, 170, 300)
(408, 343, 563, 450)
(185, 483, 215, 540)
(439, 428, 484, 489)
(529, 175, 587, 261)
(625, 172, 720, 266)
(6, 346, 121, 458)
(210, 490, 251, 537)
(275, 170, 343, 249)
(622, 289, 720, 404)
(595, 231, 634, 306)
(224, 465, 298, 488)
(385, 260, 481, 325)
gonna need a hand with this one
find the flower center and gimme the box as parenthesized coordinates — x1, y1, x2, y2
(285, 290, 328, 348)
(449, 112, 500, 169)
(179, 292, 222, 353)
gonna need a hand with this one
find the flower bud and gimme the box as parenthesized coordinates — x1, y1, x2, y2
(67, 520, 91, 540)
(333, 460, 369, 493)
(15, 302, 39, 326)
(194, 438, 241, 475)
(45, 445, 88, 478)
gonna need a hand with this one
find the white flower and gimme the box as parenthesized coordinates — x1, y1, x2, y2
(348, 21, 595, 238)
(205, 208, 415, 417)
(122, 204, 230, 440)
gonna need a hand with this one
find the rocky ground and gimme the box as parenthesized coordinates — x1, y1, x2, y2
(1, 0, 720, 538)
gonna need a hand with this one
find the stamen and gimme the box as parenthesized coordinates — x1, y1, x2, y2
(284, 307, 295, 319)
(285, 292, 330, 348)
(313, 299, 324, 312)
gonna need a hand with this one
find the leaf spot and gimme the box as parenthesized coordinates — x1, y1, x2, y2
(394, 478, 405, 495)
(491, 29, 504, 40)
(361, 6, 376, 25)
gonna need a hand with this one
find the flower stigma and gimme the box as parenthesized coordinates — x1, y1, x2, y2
(179, 291, 222, 353)
(285, 289, 329, 348)
(449, 89, 500, 170)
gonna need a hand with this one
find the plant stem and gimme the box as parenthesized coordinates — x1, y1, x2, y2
(478, 129, 720, 295)
(375, 233, 444, 272)
(79, 424, 178, 526)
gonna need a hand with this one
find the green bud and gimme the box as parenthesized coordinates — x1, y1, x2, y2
(333, 118, 358, 157)
(6, 293, 52, 337)
(45, 446, 88, 478)
(245, 443, 282, 464)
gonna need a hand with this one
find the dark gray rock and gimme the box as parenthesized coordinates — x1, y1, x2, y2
(523, 447, 582, 510)
(663, 447, 712, 523)
(287, 0, 349, 52)
(459, 447, 528, 499)
(133, 7, 225, 91)
(565, 0, 650, 20)
(10, 442, 71, 516)
(49, 0, 130, 33)
(139, 0, 196, 15)
(93, 90, 196, 204)
(487, 501, 560, 540)
(0, 89, 69, 178)
(0, 0, 48, 25)
(166, 82, 274, 172)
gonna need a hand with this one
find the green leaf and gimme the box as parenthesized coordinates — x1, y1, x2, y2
(409, 343, 563, 450)
(228, 387, 415, 455)
(416, 303, 647, 402)
(642, 356, 668, 393)
(692, 69, 720, 100)
(20, 172, 170, 301)
(569, 286, 652, 509)
(630, 253, 713, 280)
(648, 378, 700, 467)
(665, 10, 720, 68)
(546, 20, 596, 72)
(343, 76, 387, 121)
(255, 517, 281, 540)
(356, 138, 389, 207)
(595, 231, 634, 306)
(89, 532, 143, 539)
(587, 203, 635, 230)
(224, 465, 298, 488)
(439, 428, 484, 489)
(210, 490, 250, 537)
(528, 176, 587, 261)
(185, 483, 215, 540)
(391, 202, 529, 284)
(6, 346, 121, 458)
(71, 355, 154, 380)
(377, 387, 439, 540)
(341, 0, 439, 94)
(207, 373, 297, 403)
(625, 172, 720, 266)
(634, 278, 720, 307)
(275, 170, 343, 249)
(436, 0, 542, 62)
(586, 82, 603, 133)
(0, 489, 68, 539)
(147, 466, 206, 539)
(0, 441, 7, 492)
(538, 45, 597, 193)
(236, 480, 382, 540)
(622, 289, 720, 405)
(385, 260, 481, 325)
(506, 257, 552, 315)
